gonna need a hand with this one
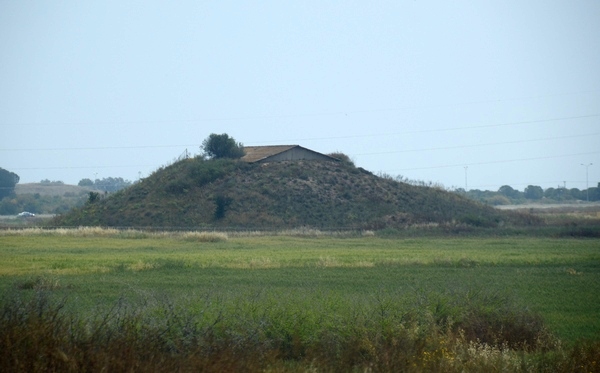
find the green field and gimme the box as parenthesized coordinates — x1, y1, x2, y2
(1, 230, 599, 341)
(1, 229, 599, 371)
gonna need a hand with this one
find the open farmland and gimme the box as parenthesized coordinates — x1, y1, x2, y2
(1, 229, 599, 372)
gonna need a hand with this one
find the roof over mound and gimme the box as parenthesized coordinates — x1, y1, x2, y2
(241, 145, 338, 163)
(53, 157, 539, 230)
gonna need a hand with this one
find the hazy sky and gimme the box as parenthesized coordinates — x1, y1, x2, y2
(2, 1, 599, 191)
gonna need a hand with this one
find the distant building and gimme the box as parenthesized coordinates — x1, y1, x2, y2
(241, 145, 339, 163)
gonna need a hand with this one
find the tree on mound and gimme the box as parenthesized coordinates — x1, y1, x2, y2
(201, 133, 245, 159)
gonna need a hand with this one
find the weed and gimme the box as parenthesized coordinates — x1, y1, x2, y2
(181, 231, 228, 242)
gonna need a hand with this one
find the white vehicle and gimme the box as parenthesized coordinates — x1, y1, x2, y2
(17, 211, 35, 218)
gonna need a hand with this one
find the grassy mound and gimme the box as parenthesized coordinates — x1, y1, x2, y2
(53, 157, 537, 229)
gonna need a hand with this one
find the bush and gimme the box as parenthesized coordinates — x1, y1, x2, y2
(188, 158, 236, 186)
(87, 192, 100, 204)
(213, 195, 232, 220)
(328, 151, 355, 166)
(165, 179, 190, 195)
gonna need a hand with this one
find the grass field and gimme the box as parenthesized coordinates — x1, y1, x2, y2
(1, 228, 599, 371)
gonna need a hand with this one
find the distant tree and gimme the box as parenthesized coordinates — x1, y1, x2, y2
(544, 187, 558, 200)
(543, 187, 571, 201)
(0, 167, 19, 199)
(524, 185, 543, 200)
(94, 177, 132, 192)
(498, 185, 519, 199)
(201, 133, 245, 159)
(40, 179, 64, 185)
(588, 185, 600, 201)
(78, 178, 94, 187)
(568, 188, 582, 200)
(590, 183, 600, 201)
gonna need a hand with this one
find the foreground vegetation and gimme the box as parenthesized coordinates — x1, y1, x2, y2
(1, 229, 599, 371)
(4, 286, 598, 372)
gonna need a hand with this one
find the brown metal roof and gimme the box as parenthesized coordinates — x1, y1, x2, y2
(241, 145, 298, 163)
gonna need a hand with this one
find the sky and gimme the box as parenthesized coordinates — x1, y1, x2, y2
(1, 1, 599, 192)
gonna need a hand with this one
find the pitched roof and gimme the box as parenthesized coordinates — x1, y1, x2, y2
(241, 145, 299, 163)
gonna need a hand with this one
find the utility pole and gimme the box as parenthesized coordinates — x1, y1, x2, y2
(580, 163, 593, 202)
(464, 166, 468, 191)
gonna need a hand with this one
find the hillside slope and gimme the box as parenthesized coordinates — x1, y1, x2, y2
(53, 158, 535, 229)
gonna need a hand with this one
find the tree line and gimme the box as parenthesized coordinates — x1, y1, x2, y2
(457, 183, 600, 205)
(77, 177, 132, 193)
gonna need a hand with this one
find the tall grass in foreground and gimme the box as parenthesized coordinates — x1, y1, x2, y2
(2, 289, 598, 372)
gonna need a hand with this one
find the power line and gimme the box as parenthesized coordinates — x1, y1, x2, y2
(353, 132, 600, 157)
(0, 144, 199, 152)
(250, 113, 599, 144)
(8, 165, 154, 171)
(2, 89, 598, 127)
(389, 151, 600, 172)
(2, 114, 598, 152)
